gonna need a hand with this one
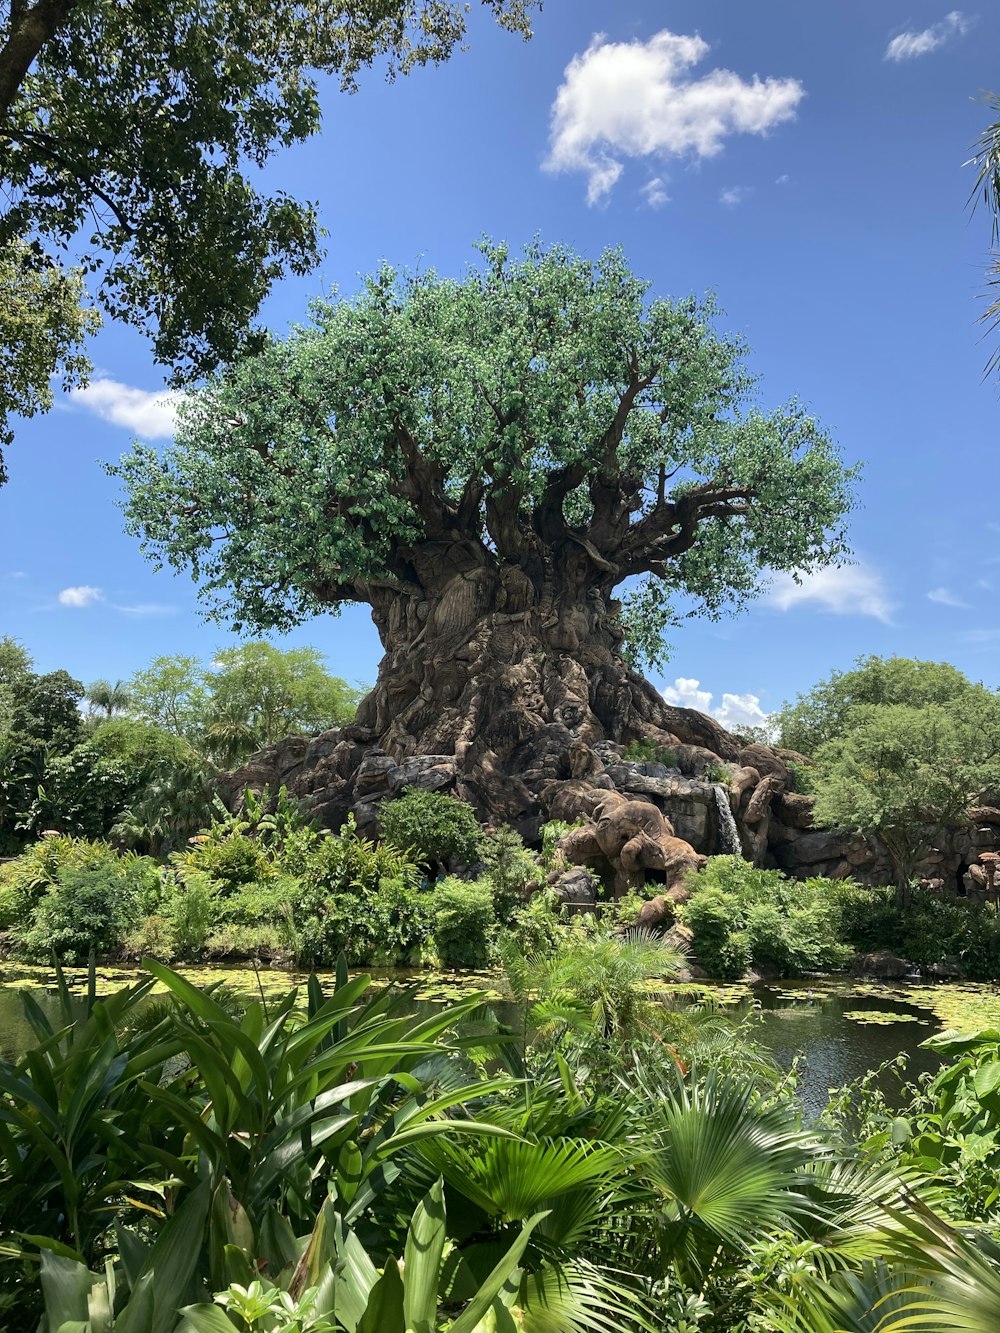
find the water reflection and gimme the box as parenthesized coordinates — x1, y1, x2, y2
(0, 968, 946, 1119)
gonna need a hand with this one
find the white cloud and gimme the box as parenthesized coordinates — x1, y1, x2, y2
(775, 173, 790, 184)
(884, 11, 972, 61)
(768, 564, 895, 623)
(715, 691, 771, 733)
(545, 29, 805, 204)
(662, 676, 770, 734)
(641, 176, 670, 208)
(720, 185, 752, 206)
(58, 585, 104, 608)
(928, 586, 971, 609)
(69, 377, 183, 438)
(115, 602, 178, 617)
(662, 676, 714, 712)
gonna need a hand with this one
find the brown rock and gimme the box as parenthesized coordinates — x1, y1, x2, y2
(850, 950, 912, 979)
(635, 894, 675, 932)
(774, 791, 815, 829)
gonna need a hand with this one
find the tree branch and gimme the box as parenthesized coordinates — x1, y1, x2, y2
(0, 0, 76, 123)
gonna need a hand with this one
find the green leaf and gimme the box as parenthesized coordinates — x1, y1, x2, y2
(403, 1179, 448, 1333)
(356, 1254, 405, 1333)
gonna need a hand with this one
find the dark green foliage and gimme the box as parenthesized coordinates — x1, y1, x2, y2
(480, 825, 543, 923)
(17, 849, 160, 962)
(380, 787, 483, 869)
(0, 0, 536, 475)
(841, 885, 1000, 981)
(431, 877, 494, 967)
(680, 856, 852, 980)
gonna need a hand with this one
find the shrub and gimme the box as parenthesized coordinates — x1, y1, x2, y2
(177, 832, 271, 895)
(679, 856, 852, 980)
(165, 869, 218, 957)
(540, 819, 577, 868)
(505, 890, 563, 958)
(373, 875, 433, 965)
(840, 885, 1000, 980)
(431, 877, 494, 968)
(20, 864, 140, 962)
(379, 787, 483, 868)
(219, 874, 300, 925)
(123, 914, 176, 961)
(481, 826, 543, 923)
(622, 739, 677, 766)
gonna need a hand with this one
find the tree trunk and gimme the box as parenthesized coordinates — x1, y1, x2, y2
(324, 555, 743, 826)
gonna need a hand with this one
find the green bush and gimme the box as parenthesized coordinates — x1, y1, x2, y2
(481, 826, 543, 924)
(219, 874, 300, 926)
(177, 832, 271, 895)
(379, 787, 483, 868)
(431, 877, 494, 968)
(165, 869, 218, 957)
(679, 856, 852, 980)
(840, 885, 1000, 980)
(505, 890, 563, 958)
(20, 865, 140, 962)
(373, 875, 433, 965)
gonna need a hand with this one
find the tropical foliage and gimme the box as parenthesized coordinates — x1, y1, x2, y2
(2, 958, 999, 1332)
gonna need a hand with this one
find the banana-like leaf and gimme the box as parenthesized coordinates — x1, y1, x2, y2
(356, 1253, 405, 1333)
(403, 1179, 448, 1333)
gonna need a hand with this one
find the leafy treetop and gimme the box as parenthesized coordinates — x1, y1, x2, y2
(1, 1, 534, 377)
(113, 240, 856, 661)
(774, 656, 992, 756)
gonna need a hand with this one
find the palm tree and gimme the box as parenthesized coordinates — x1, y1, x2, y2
(84, 677, 133, 719)
(970, 96, 1000, 375)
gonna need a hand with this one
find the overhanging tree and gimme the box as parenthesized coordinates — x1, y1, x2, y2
(113, 241, 856, 821)
(0, 0, 534, 480)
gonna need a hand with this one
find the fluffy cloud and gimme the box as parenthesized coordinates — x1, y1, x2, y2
(719, 185, 751, 206)
(663, 676, 770, 734)
(69, 377, 182, 438)
(884, 11, 972, 61)
(58, 585, 104, 608)
(641, 176, 670, 208)
(768, 564, 895, 623)
(545, 29, 805, 204)
(928, 586, 971, 609)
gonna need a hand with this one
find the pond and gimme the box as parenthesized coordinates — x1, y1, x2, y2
(2, 963, 998, 1118)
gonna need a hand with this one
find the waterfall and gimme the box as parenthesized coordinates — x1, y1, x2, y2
(712, 784, 742, 856)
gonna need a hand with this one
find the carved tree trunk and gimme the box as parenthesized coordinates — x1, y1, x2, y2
(328, 547, 741, 825)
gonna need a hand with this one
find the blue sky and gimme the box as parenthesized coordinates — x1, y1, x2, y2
(3, 0, 999, 730)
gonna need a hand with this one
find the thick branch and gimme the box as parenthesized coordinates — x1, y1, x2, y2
(0, 0, 74, 121)
(394, 423, 455, 540)
(618, 484, 753, 576)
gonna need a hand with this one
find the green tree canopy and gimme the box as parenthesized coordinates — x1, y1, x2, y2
(812, 697, 1000, 894)
(0, 240, 99, 483)
(113, 240, 856, 662)
(774, 656, 987, 756)
(130, 643, 362, 764)
(0, 2, 533, 482)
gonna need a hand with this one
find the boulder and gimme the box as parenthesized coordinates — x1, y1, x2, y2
(776, 829, 853, 869)
(773, 791, 815, 829)
(549, 866, 598, 908)
(850, 950, 911, 979)
(386, 755, 456, 793)
(635, 894, 675, 932)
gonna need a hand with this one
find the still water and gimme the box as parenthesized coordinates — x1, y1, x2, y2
(0, 965, 964, 1117)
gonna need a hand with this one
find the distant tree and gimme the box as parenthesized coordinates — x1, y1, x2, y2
(773, 657, 986, 756)
(129, 656, 208, 746)
(84, 678, 133, 720)
(812, 699, 1000, 901)
(130, 643, 361, 765)
(0, 0, 534, 481)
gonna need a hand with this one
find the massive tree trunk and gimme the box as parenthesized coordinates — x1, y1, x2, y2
(327, 547, 742, 827)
